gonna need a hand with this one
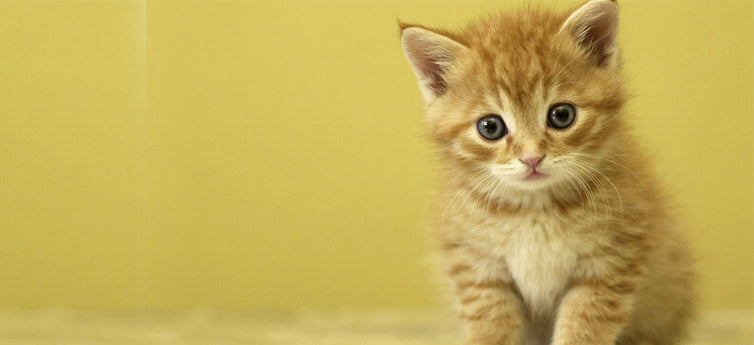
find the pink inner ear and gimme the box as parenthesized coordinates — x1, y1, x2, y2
(405, 41, 451, 96)
(578, 16, 617, 66)
(422, 61, 449, 95)
(564, 0, 620, 67)
(402, 27, 465, 98)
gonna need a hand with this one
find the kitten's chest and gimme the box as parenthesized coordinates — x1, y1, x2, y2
(496, 217, 581, 314)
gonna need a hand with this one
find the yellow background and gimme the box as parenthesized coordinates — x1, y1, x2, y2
(0, 0, 751, 311)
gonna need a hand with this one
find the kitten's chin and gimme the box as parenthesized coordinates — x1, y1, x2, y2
(511, 177, 555, 191)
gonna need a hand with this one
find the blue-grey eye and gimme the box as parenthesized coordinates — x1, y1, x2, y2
(547, 103, 577, 129)
(476, 115, 507, 140)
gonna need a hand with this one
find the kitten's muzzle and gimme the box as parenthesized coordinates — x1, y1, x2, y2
(519, 154, 545, 171)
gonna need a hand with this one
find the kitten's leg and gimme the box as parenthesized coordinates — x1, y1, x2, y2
(551, 277, 636, 345)
(617, 241, 695, 345)
(443, 244, 525, 345)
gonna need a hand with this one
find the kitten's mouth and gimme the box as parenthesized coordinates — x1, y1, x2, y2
(524, 171, 547, 180)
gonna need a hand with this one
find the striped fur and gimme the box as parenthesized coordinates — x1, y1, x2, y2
(400, 1, 694, 345)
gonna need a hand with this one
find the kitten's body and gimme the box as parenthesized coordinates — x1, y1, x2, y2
(400, 1, 694, 344)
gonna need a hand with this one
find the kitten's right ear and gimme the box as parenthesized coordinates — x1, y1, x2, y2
(400, 25, 467, 103)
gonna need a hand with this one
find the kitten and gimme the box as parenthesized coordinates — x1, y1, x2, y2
(399, 1, 694, 344)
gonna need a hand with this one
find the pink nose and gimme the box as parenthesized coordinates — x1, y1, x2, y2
(519, 154, 545, 170)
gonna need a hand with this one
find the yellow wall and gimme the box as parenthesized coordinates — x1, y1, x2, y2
(0, 0, 751, 311)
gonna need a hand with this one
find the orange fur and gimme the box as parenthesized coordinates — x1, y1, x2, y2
(400, 1, 694, 345)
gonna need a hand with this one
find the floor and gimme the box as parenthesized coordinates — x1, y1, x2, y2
(0, 309, 751, 345)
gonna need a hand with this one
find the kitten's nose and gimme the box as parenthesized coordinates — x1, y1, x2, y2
(519, 154, 545, 170)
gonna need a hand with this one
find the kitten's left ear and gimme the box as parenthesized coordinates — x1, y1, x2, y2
(560, 0, 620, 68)
(400, 25, 468, 103)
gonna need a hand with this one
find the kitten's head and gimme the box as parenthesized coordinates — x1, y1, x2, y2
(401, 0, 627, 195)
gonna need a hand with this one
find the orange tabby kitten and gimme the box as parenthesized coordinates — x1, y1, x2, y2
(399, 1, 694, 344)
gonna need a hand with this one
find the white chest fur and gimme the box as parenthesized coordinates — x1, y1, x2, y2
(502, 216, 579, 315)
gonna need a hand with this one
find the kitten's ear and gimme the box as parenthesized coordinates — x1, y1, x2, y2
(560, 0, 620, 68)
(400, 25, 467, 103)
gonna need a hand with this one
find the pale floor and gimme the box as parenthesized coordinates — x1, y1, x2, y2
(0, 310, 751, 345)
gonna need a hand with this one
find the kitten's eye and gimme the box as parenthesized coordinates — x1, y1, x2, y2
(476, 115, 507, 141)
(547, 103, 577, 129)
